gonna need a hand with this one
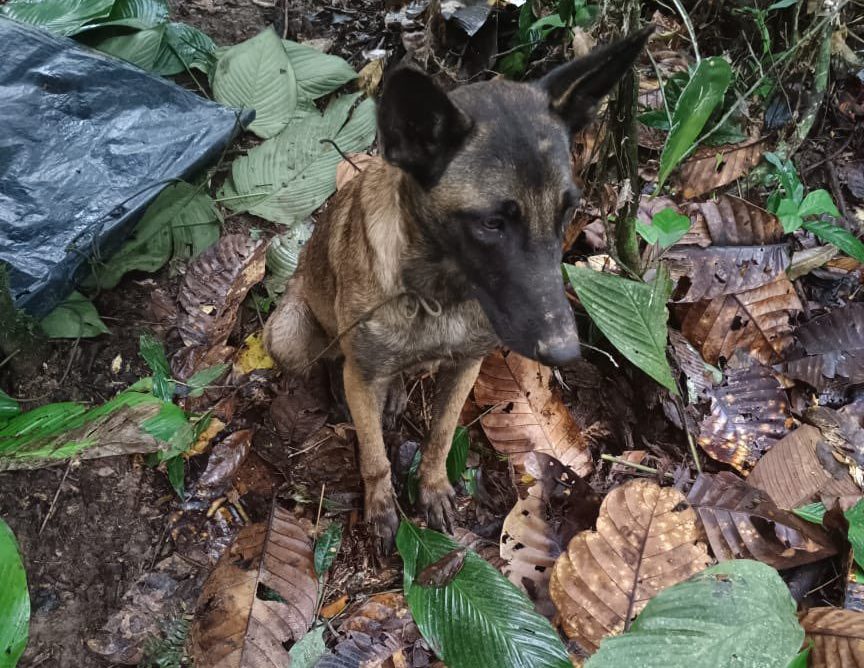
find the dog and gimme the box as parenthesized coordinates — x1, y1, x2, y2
(264, 27, 653, 550)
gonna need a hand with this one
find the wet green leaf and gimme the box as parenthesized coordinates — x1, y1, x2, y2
(166, 455, 185, 498)
(314, 522, 343, 577)
(803, 220, 864, 264)
(799, 189, 840, 219)
(139, 333, 174, 402)
(0, 0, 113, 35)
(0, 519, 29, 667)
(185, 364, 230, 398)
(40, 292, 109, 339)
(638, 208, 691, 249)
(792, 501, 826, 526)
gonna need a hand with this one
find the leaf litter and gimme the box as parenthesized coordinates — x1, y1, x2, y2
(5, 1, 864, 667)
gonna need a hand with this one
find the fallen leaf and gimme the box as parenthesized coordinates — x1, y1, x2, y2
(800, 607, 864, 667)
(177, 234, 266, 349)
(550, 480, 711, 652)
(473, 350, 591, 475)
(321, 595, 348, 619)
(453, 527, 506, 569)
(339, 592, 418, 642)
(195, 429, 254, 498)
(189, 505, 318, 667)
(686, 195, 784, 245)
(688, 471, 837, 569)
(270, 381, 330, 450)
(804, 405, 864, 470)
(236, 332, 276, 374)
(676, 138, 764, 199)
(748, 425, 861, 509)
(416, 548, 468, 587)
(778, 303, 864, 390)
(697, 361, 791, 471)
(188, 417, 226, 457)
(668, 329, 719, 398)
(357, 58, 384, 96)
(314, 631, 405, 668)
(335, 153, 376, 190)
(681, 275, 803, 366)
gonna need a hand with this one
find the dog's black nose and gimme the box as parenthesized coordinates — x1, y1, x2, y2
(535, 337, 581, 367)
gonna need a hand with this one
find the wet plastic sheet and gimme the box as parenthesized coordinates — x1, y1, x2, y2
(0, 17, 250, 316)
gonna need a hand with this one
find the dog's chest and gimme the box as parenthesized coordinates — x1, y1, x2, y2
(354, 297, 498, 377)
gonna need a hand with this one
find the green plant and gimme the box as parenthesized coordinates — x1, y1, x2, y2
(764, 152, 864, 262)
(0, 519, 29, 668)
(140, 615, 190, 668)
(734, 0, 797, 58)
(405, 426, 471, 505)
(636, 208, 692, 250)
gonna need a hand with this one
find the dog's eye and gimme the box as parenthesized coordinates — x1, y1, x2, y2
(482, 217, 504, 231)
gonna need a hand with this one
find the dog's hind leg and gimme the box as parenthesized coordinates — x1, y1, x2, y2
(263, 277, 330, 375)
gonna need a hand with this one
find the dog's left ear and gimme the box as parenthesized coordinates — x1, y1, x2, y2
(539, 25, 654, 131)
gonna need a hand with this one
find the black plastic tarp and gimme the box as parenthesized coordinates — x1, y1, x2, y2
(0, 17, 251, 316)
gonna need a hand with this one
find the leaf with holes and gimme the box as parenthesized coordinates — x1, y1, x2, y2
(697, 361, 791, 471)
(778, 304, 864, 390)
(40, 291, 109, 339)
(675, 139, 765, 199)
(0, 519, 29, 667)
(473, 349, 591, 475)
(688, 472, 837, 569)
(397, 522, 570, 668)
(550, 479, 711, 653)
(748, 425, 860, 509)
(585, 560, 803, 668)
(0, 0, 113, 35)
(681, 275, 802, 366)
(211, 27, 298, 138)
(189, 505, 318, 666)
(565, 264, 676, 392)
(219, 93, 376, 226)
(685, 194, 785, 245)
(801, 607, 864, 667)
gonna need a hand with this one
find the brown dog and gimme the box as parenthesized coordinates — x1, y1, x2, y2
(264, 28, 652, 550)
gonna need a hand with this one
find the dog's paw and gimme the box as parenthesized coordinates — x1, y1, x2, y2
(419, 478, 456, 534)
(365, 484, 399, 554)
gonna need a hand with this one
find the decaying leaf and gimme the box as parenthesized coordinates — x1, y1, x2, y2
(177, 234, 267, 350)
(697, 361, 791, 471)
(675, 138, 764, 199)
(501, 453, 601, 618)
(748, 425, 861, 510)
(190, 505, 317, 667)
(682, 275, 802, 366)
(270, 378, 330, 450)
(668, 329, 719, 398)
(688, 472, 837, 569)
(800, 607, 864, 667)
(666, 244, 790, 303)
(416, 548, 468, 587)
(778, 304, 864, 390)
(195, 430, 254, 498)
(453, 527, 506, 570)
(339, 592, 419, 643)
(804, 405, 864, 472)
(473, 350, 591, 475)
(686, 195, 785, 245)
(550, 479, 711, 652)
(314, 631, 405, 668)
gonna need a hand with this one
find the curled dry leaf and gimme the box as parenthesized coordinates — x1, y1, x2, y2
(177, 234, 267, 349)
(473, 350, 591, 475)
(681, 275, 803, 366)
(195, 429, 254, 499)
(697, 361, 792, 471)
(550, 479, 711, 653)
(675, 138, 764, 199)
(778, 304, 864, 390)
(666, 244, 790, 303)
(190, 505, 318, 667)
(748, 425, 861, 509)
(800, 607, 864, 667)
(501, 453, 601, 619)
(688, 472, 837, 569)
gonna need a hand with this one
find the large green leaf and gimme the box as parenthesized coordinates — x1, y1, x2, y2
(220, 93, 376, 226)
(40, 291, 109, 339)
(798, 189, 840, 219)
(845, 499, 864, 572)
(212, 27, 299, 138)
(0, 519, 29, 668)
(564, 264, 676, 392)
(282, 40, 357, 100)
(154, 22, 216, 75)
(803, 220, 864, 264)
(139, 333, 174, 402)
(89, 182, 220, 290)
(0, 0, 114, 35)
(656, 57, 733, 191)
(95, 25, 166, 71)
(586, 560, 804, 668)
(396, 522, 570, 668)
(106, 0, 169, 25)
(0, 391, 20, 423)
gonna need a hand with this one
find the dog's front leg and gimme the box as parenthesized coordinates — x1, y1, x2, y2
(342, 358, 399, 551)
(419, 357, 483, 532)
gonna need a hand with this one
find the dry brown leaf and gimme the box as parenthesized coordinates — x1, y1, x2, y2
(321, 595, 348, 619)
(453, 527, 506, 569)
(800, 607, 864, 666)
(688, 471, 837, 569)
(190, 505, 317, 667)
(550, 479, 711, 652)
(668, 329, 718, 397)
(473, 350, 591, 475)
(195, 429, 254, 499)
(666, 244, 790, 303)
(686, 195, 784, 245)
(314, 631, 405, 668)
(681, 275, 803, 366)
(177, 234, 266, 349)
(697, 362, 791, 471)
(340, 592, 419, 643)
(335, 153, 377, 191)
(779, 304, 864, 390)
(748, 425, 861, 509)
(676, 138, 764, 199)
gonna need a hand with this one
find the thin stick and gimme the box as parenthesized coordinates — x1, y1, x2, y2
(670, 0, 701, 64)
(601, 453, 675, 479)
(39, 460, 73, 535)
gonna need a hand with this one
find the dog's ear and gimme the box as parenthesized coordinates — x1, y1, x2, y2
(377, 67, 474, 188)
(539, 25, 654, 131)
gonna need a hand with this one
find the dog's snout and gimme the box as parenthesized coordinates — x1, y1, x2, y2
(535, 337, 581, 367)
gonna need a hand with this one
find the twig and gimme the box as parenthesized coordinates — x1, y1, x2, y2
(285, 433, 333, 460)
(670, 0, 701, 64)
(39, 460, 73, 535)
(319, 139, 361, 173)
(601, 453, 675, 479)
(0, 349, 20, 370)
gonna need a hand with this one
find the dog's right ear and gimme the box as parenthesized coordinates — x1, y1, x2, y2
(377, 67, 474, 188)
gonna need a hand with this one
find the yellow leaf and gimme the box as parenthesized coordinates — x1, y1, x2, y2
(236, 333, 275, 373)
